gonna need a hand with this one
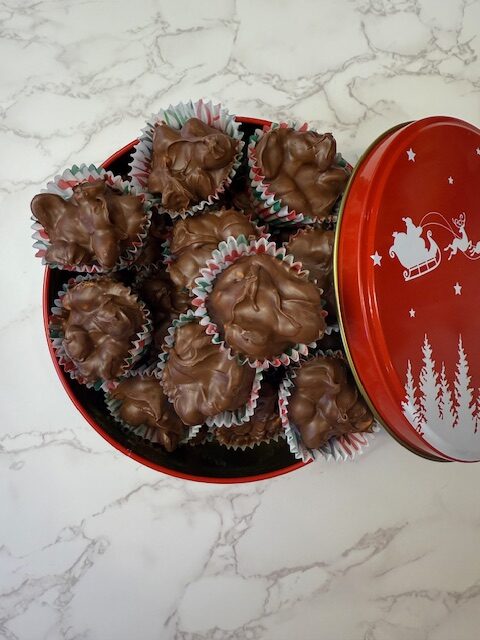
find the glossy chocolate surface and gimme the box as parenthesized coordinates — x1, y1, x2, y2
(256, 128, 349, 220)
(61, 278, 146, 382)
(112, 375, 185, 451)
(169, 208, 258, 291)
(207, 253, 325, 360)
(148, 118, 238, 211)
(162, 321, 256, 426)
(288, 356, 374, 449)
(31, 179, 146, 270)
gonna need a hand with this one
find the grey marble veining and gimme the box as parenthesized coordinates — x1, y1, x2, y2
(2, 0, 480, 638)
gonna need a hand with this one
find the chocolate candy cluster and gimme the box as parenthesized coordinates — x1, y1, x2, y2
(35, 107, 373, 458)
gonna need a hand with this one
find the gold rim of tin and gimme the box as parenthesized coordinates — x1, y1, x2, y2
(333, 121, 447, 463)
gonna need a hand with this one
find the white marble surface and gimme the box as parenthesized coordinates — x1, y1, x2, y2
(2, 0, 480, 638)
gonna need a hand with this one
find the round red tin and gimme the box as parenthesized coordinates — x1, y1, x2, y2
(336, 116, 480, 461)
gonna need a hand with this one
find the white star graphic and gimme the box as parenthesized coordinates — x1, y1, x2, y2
(370, 251, 382, 266)
(476, 147, 480, 155)
(448, 176, 454, 184)
(454, 282, 462, 295)
(407, 148, 416, 162)
(409, 308, 416, 318)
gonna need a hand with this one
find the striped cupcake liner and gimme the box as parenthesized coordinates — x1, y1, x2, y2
(49, 274, 152, 392)
(191, 236, 325, 369)
(157, 310, 264, 428)
(31, 163, 152, 272)
(128, 99, 245, 219)
(247, 121, 351, 227)
(278, 350, 380, 463)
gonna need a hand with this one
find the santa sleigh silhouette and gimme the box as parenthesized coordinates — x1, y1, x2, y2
(389, 212, 480, 282)
(389, 217, 441, 281)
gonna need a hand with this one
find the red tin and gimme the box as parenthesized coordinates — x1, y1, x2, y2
(336, 116, 480, 462)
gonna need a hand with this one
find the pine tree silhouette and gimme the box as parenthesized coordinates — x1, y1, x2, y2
(454, 335, 476, 432)
(402, 360, 423, 433)
(438, 362, 456, 430)
(418, 335, 441, 428)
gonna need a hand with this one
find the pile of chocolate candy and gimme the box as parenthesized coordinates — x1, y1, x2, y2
(32, 101, 374, 461)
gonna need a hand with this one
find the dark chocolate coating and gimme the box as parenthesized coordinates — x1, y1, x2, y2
(162, 321, 256, 426)
(169, 208, 259, 291)
(112, 375, 185, 451)
(148, 118, 238, 211)
(31, 179, 147, 270)
(286, 227, 337, 320)
(215, 382, 282, 447)
(136, 271, 190, 349)
(60, 278, 146, 382)
(288, 356, 374, 449)
(255, 128, 349, 220)
(207, 253, 325, 360)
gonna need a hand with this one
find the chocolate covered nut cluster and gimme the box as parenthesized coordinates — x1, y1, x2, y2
(148, 118, 239, 212)
(255, 128, 349, 221)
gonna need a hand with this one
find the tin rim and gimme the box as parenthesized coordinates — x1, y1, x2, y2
(334, 119, 462, 462)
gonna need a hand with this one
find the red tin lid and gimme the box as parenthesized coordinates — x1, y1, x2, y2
(336, 116, 480, 462)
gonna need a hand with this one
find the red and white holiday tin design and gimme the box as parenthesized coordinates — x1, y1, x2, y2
(336, 116, 480, 462)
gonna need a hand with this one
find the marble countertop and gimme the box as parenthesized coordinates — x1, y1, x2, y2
(2, 0, 480, 638)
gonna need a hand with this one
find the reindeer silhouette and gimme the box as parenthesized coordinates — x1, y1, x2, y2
(444, 213, 470, 260)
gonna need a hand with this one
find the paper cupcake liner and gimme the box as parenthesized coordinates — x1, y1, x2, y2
(156, 310, 264, 427)
(191, 236, 324, 369)
(278, 350, 380, 462)
(49, 275, 152, 392)
(104, 366, 201, 446)
(128, 99, 245, 219)
(31, 163, 152, 272)
(247, 121, 351, 227)
(163, 210, 270, 288)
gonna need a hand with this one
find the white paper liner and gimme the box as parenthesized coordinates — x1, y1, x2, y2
(191, 236, 326, 369)
(104, 366, 200, 446)
(278, 350, 380, 463)
(31, 163, 152, 272)
(128, 99, 245, 219)
(247, 121, 351, 227)
(156, 309, 264, 427)
(49, 275, 152, 392)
